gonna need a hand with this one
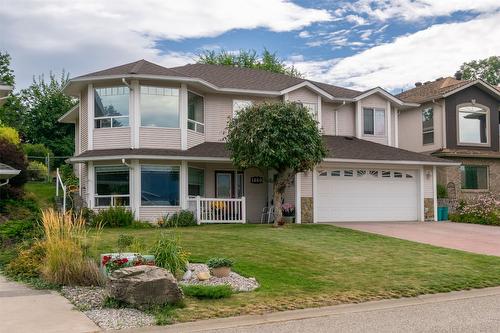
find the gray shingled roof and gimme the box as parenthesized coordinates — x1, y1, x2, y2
(396, 77, 471, 103)
(73, 136, 450, 164)
(73, 59, 186, 79)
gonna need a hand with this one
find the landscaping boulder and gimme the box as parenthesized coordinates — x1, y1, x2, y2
(107, 265, 183, 307)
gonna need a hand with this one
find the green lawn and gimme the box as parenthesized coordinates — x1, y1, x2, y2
(93, 224, 500, 322)
(24, 182, 55, 209)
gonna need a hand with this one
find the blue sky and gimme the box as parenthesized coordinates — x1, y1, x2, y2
(1, 0, 499, 92)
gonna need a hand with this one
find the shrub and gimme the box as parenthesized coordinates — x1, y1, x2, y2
(437, 184, 448, 199)
(27, 161, 48, 181)
(22, 143, 54, 168)
(0, 219, 41, 246)
(4, 242, 45, 279)
(151, 233, 189, 276)
(206, 257, 234, 269)
(158, 210, 197, 228)
(0, 138, 28, 198)
(0, 126, 20, 145)
(59, 164, 79, 187)
(0, 198, 39, 220)
(181, 284, 233, 299)
(93, 206, 134, 228)
(41, 209, 104, 286)
(451, 195, 500, 226)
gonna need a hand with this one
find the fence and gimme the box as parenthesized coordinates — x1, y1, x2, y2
(189, 196, 246, 224)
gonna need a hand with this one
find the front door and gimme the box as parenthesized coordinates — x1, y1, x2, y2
(215, 171, 244, 198)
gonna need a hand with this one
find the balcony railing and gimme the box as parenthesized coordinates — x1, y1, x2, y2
(189, 196, 246, 224)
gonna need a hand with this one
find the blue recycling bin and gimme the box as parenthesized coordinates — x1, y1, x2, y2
(437, 207, 448, 221)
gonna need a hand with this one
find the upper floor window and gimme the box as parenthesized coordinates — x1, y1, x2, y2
(140, 86, 179, 128)
(233, 100, 252, 117)
(363, 108, 385, 136)
(188, 91, 204, 133)
(422, 107, 434, 145)
(94, 87, 129, 128)
(301, 102, 318, 121)
(458, 105, 488, 145)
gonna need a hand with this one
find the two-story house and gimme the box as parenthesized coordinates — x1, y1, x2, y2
(59, 60, 456, 224)
(397, 78, 500, 200)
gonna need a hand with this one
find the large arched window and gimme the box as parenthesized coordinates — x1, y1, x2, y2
(457, 104, 489, 145)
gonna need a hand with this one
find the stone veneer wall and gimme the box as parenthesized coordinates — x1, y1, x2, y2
(424, 198, 434, 221)
(437, 159, 500, 200)
(301, 197, 313, 223)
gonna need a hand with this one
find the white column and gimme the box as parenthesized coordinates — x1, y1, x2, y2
(419, 166, 425, 222)
(88, 161, 94, 209)
(334, 110, 339, 136)
(295, 173, 302, 224)
(387, 101, 392, 146)
(394, 108, 399, 148)
(131, 80, 140, 148)
(241, 196, 247, 223)
(180, 84, 188, 150)
(312, 168, 318, 223)
(283, 93, 289, 101)
(180, 160, 188, 209)
(87, 84, 94, 150)
(433, 166, 438, 222)
(131, 160, 140, 220)
(355, 101, 362, 138)
(317, 95, 322, 128)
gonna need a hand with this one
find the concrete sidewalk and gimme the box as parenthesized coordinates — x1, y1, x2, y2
(0, 275, 100, 333)
(123, 286, 500, 333)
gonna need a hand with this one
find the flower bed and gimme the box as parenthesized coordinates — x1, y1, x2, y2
(100, 253, 155, 275)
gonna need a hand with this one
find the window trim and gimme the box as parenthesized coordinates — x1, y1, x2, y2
(421, 106, 434, 146)
(139, 85, 181, 129)
(140, 164, 181, 207)
(456, 103, 490, 147)
(187, 90, 205, 134)
(94, 164, 131, 208)
(94, 86, 130, 129)
(460, 164, 489, 191)
(363, 107, 386, 137)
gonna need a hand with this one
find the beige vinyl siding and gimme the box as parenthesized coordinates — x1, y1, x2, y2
(321, 102, 336, 135)
(359, 94, 389, 145)
(398, 102, 444, 152)
(139, 127, 181, 149)
(187, 129, 205, 148)
(93, 127, 131, 149)
(80, 88, 88, 152)
(80, 163, 88, 206)
(286, 87, 318, 103)
(337, 104, 355, 136)
(424, 166, 434, 199)
(283, 183, 296, 204)
(204, 94, 278, 142)
(301, 172, 313, 197)
(140, 207, 180, 222)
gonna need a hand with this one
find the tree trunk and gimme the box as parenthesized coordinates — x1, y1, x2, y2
(273, 185, 283, 227)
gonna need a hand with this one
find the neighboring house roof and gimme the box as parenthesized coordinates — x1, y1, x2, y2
(396, 77, 500, 103)
(70, 136, 457, 165)
(0, 82, 13, 106)
(0, 163, 21, 180)
(432, 148, 500, 159)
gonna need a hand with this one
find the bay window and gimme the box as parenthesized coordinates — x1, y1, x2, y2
(363, 108, 385, 135)
(141, 165, 180, 206)
(458, 105, 488, 145)
(94, 87, 129, 128)
(140, 86, 179, 127)
(422, 107, 434, 145)
(95, 166, 130, 207)
(461, 165, 488, 190)
(187, 91, 204, 133)
(188, 167, 205, 197)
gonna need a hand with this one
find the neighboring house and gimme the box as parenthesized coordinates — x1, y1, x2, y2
(397, 78, 500, 200)
(0, 82, 13, 106)
(60, 60, 456, 224)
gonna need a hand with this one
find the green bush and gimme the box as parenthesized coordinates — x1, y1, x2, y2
(0, 138, 28, 198)
(449, 212, 499, 226)
(437, 184, 448, 199)
(93, 207, 135, 228)
(158, 210, 197, 228)
(151, 233, 189, 276)
(4, 242, 45, 279)
(59, 164, 79, 187)
(27, 161, 48, 181)
(116, 234, 135, 253)
(206, 257, 233, 269)
(181, 284, 233, 299)
(0, 219, 41, 246)
(0, 198, 39, 220)
(450, 195, 499, 226)
(22, 143, 53, 159)
(0, 126, 21, 145)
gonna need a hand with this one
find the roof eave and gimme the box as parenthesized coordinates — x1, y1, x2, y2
(323, 157, 460, 166)
(58, 104, 79, 123)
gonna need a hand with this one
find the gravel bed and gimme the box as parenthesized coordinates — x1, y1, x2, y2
(61, 286, 106, 310)
(182, 263, 259, 292)
(85, 308, 155, 330)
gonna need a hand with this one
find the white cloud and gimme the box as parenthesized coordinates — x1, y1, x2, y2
(291, 12, 500, 91)
(348, 0, 500, 21)
(345, 14, 367, 25)
(0, 0, 332, 88)
(299, 31, 311, 38)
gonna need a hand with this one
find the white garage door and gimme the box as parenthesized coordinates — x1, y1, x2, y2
(316, 168, 418, 222)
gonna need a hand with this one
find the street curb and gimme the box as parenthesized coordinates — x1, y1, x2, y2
(118, 286, 500, 333)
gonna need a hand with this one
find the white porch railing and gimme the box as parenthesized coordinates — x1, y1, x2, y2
(55, 168, 67, 212)
(189, 196, 246, 224)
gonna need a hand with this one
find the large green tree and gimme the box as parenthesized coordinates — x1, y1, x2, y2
(198, 48, 303, 78)
(0, 52, 15, 86)
(225, 102, 326, 226)
(456, 56, 499, 85)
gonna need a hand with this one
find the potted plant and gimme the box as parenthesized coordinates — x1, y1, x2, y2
(281, 203, 295, 224)
(206, 257, 234, 278)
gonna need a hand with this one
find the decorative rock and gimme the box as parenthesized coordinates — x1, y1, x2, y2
(196, 271, 211, 281)
(108, 265, 183, 307)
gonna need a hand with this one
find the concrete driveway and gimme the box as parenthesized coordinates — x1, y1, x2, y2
(330, 221, 500, 256)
